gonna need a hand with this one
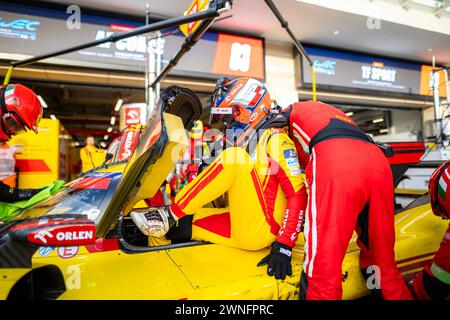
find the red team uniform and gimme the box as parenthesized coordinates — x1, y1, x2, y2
(287, 100, 412, 300)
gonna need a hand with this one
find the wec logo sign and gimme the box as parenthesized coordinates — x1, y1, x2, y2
(0, 18, 40, 31)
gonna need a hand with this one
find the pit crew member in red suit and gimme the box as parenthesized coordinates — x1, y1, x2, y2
(286, 100, 412, 300)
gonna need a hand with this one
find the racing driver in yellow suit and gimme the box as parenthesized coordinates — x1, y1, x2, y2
(131, 78, 308, 279)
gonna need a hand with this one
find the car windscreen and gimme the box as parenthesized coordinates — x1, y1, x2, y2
(13, 172, 122, 224)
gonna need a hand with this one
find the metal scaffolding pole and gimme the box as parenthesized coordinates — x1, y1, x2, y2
(149, 1, 229, 89)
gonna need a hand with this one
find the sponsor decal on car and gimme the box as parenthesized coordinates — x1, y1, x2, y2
(38, 246, 55, 257)
(24, 223, 96, 246)
(57, 246, 79, 259)
(118, 129, 140, 161)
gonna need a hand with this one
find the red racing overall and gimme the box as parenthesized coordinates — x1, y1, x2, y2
(288, 100, 412, 300)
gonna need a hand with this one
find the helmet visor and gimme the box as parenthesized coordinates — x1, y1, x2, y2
(209, 107, 236, 131)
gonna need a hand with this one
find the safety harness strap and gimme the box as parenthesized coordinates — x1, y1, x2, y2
(309, 118, 373, 153)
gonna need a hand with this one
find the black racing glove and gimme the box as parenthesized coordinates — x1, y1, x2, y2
(257, 241, 293, 280)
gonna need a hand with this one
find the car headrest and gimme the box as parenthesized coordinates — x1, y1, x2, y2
(158, 86, 203, 131)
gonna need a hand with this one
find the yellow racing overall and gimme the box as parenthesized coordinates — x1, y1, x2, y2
(170, 128, 307, 250)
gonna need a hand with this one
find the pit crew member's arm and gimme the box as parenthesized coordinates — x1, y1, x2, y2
(267, 131, 307, 248)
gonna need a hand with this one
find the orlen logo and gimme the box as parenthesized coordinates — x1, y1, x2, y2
(55, 230, 94, 241)
(28, 224, 96, 246)
(0, 18, 40, 31)
(119, 130, 136, 161)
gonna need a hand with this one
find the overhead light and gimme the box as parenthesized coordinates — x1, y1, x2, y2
(110, 116, 116, 125)
(333, 30, 339, 35)
(74, 141, 80, 147)
(114, 98, 123, 112)
(372, 118, 384, 124)
(50, 114, 57, 121)
(100, 142, 107, 148)
(37, 95, 48, 108)
(379, 129, 389, 134)
(104, 135, 109, 140)
(107, 127, 113, 133)
(345, 111, 354, 117)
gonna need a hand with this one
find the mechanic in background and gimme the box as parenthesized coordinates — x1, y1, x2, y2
(0, 83, 44, 202)
(412, 161, 449, 300)
(286, 100, 412, 300)
(80, 135, 106, 173)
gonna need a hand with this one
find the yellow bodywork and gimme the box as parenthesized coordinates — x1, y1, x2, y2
(0, 112, 447, 300)
(0, 202, 445, 300)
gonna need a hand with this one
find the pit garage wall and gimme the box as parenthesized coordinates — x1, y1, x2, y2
(388, 109, 423, 141)
(263, 41, 427, 140)
(258, 42, 428, 142)
(264, 42, 298, 108)
(293, 45, 450, 140)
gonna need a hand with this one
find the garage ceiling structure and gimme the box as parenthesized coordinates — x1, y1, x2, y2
(40, 0, 450, 66)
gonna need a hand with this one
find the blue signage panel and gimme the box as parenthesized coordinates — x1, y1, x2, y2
(301, 45, 423, 95)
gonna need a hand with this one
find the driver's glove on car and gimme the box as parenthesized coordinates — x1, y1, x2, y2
(130, 206, 177, 238)
(257, 241, 293, 280)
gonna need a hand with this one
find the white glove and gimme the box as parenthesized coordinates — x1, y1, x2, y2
(130, 207, 176, 238)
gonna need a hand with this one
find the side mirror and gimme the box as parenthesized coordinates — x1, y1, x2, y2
(9, 215, 96, 247)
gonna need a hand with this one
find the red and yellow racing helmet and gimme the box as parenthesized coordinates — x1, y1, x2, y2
(429, 160, 450, 219)
(0, 84, 42, 141)
(210, 77, 273, 144)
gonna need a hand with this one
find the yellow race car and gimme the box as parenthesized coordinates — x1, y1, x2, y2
(0, 88, 447, 300)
